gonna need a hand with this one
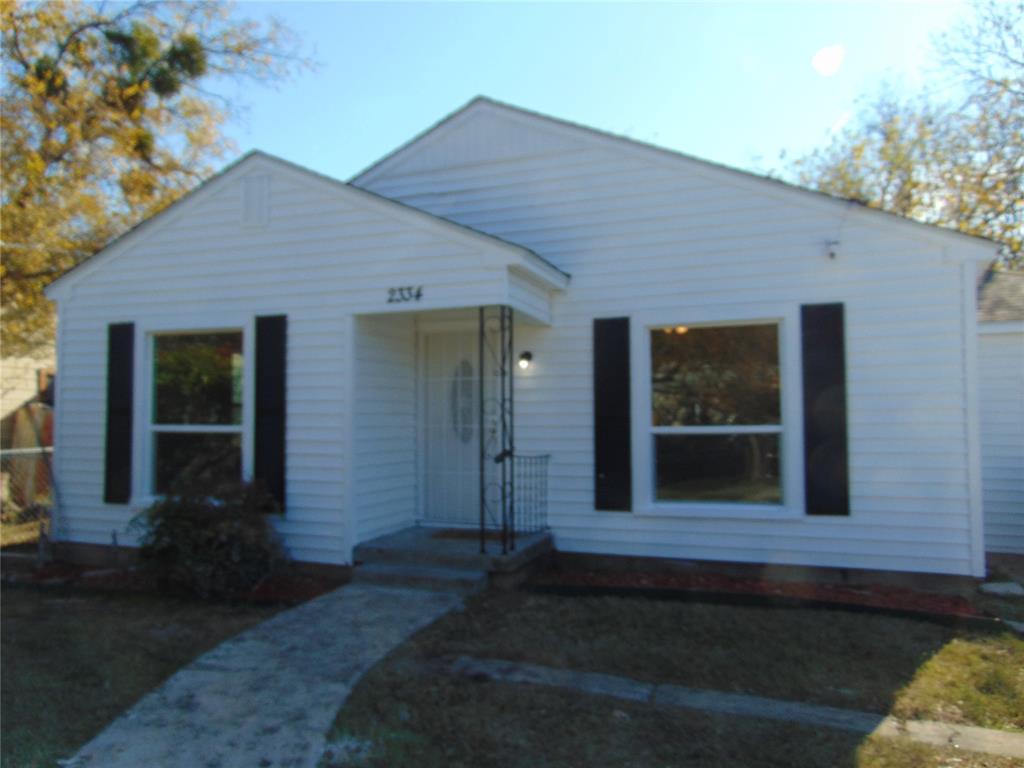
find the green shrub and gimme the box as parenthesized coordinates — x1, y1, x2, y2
(131, 481, 287, 599)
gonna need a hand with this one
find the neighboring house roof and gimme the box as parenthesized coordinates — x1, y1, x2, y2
(352, 96, 999, 257)
(978, 270, 1024, 323)
(44, 149, 568, 299)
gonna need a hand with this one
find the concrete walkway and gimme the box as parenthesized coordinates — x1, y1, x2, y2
(67, 585, 462, 768)
(447, 656, 1024, 760)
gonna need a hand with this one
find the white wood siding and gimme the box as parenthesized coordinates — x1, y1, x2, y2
(51, 157, 524, 565)
(508, 270, 553, 326)
(353, 314, 417, 542)
(979, 327, 1024, 554)
(359, 106, 984, 576)
(52, 108, 992, 575)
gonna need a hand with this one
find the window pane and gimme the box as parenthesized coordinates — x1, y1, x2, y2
(154, 332, 243, 424)
(655, 434, 781, 503)
(154, 432, 241, 494)
(651, 324, 779, 426)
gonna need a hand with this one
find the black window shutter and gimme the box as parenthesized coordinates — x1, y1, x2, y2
(103, 323, 134, 504)
(594, 317, 632, 511)
(255, 315, 287, 509)
(801, 303, 850, 516)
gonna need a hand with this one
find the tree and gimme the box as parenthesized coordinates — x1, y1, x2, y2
(1, 0, 304, 355)
(793, 0, 1023, 269)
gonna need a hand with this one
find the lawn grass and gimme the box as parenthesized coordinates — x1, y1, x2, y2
(331, 674, 867, 768)
(892, 634, 1024, 730)
(329, 670, 1019, 768)
(855, 736, 1021, 768)
(1, 583, 282, 768)
(327, 591, 1023, 767)
(376, 591, 1022, 718)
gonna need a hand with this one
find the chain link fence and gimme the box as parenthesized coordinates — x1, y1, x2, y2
(1, 447, 54, 508)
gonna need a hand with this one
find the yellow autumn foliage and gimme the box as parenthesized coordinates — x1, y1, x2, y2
(793, 0, 1022, 270)
(1, 0, 305, 355)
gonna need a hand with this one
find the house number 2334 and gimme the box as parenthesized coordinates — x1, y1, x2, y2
(387, 286, 423, 303)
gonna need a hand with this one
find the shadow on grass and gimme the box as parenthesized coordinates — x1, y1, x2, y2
(328, 589, 1022, 768)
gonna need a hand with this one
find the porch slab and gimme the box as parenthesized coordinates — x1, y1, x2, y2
(354, 526, 553, 574)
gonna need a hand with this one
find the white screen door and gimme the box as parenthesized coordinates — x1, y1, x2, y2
(422, 331, 482, 525)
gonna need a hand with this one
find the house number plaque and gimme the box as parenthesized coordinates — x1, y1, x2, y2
(387, 286, 423, 304)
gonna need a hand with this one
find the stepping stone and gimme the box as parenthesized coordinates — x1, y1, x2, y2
(979, 582, 1024, 597)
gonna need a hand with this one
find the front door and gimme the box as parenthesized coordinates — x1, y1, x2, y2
(421, 331, 481, 526)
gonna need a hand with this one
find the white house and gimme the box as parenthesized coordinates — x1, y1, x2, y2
(45, 97, 1004, 578)
(977, 271, 1024, 555)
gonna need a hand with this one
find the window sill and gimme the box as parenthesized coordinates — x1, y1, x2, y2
(636, 503, 804, 521)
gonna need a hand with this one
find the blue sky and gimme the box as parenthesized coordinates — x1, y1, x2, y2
(219, 1, 968, 181)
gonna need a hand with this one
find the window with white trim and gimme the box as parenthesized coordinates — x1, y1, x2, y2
(650, 322, 782, 504)
(151, 331, 244, 494)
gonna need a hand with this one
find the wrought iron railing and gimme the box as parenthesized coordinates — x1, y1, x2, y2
(479, 305, 513, 554)
(481, 451, 550, 554)
(512, 453, 549, 538)
(476, 304, 549, 554)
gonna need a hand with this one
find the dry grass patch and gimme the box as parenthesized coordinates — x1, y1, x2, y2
(1, 583, 282, 768)
(331, 671, 867, 768)
(328, 590, 1023, 767)
(375, 591, 1013, 716)
(856, 735, 1022, 767)
(891, 634, 1024, 732)
(330, 670, 1021, 768)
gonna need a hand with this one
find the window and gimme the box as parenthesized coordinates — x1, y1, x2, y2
(650, 323, 782, 504)
(151, 331, 244, 494)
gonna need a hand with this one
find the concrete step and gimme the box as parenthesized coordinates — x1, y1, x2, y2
(351, 561, 488, 596)
(355, 542, 496, 571)
(355, 530, 553, 573)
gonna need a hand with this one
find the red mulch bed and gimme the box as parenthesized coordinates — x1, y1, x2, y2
(2, 560, 346, 605)
(530, 567, 982, 618)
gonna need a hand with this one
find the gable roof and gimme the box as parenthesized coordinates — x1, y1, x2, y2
(978, 269, 1024, 323)
(352, 96, 999, 258)
(45, 149, 568, 300)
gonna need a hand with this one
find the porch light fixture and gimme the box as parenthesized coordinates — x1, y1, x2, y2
(518, 351, 533, 370)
